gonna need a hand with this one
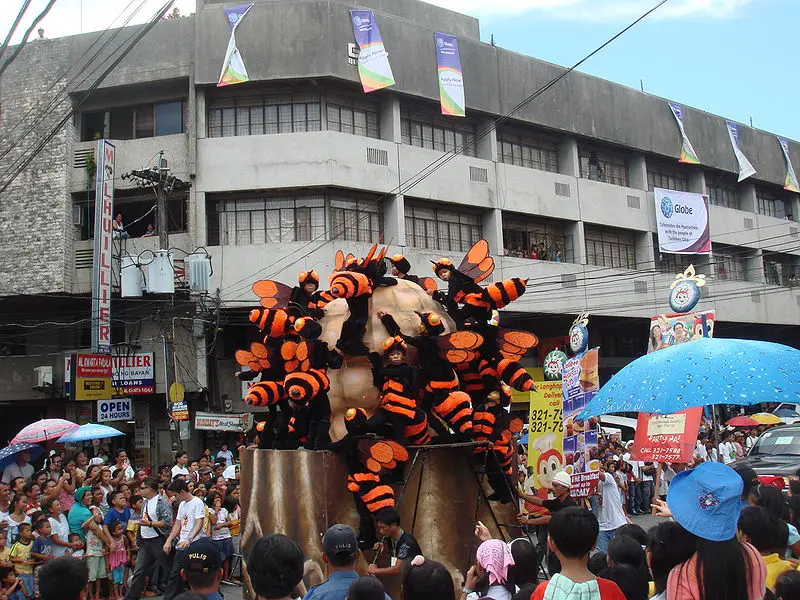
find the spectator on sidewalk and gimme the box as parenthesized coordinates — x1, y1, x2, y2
(125, 478, 173, 600)
(163, 479, 207, 600)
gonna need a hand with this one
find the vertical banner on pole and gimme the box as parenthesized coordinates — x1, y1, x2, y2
(778, 137, 800, 193)
(668, 102, 701, 165)
(726, 121, 757, 182)
(350, 10, 395, 93)
(434, 32, 465, 117)
(524, 382, 564, 513)
(562, 348, 601, 497)
(217, 3, 254, 87)
(92, 140, 114, 355)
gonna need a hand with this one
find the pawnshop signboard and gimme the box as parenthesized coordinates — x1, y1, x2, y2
(92, 139, 115, 354)
(66, 353, 155, 396)
(69, 354, 113, 401)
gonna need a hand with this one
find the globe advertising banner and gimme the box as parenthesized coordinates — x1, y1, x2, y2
(654, 188, 711, 255)
(350, 10, 396, 93)
(434, 32, 465, 117)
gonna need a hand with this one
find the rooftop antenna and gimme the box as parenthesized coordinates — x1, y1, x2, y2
(640, 79, 644, 92)
(490, 34, 495, 46)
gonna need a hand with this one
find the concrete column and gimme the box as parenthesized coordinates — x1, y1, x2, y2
(634, 231, 656, 271)
(483, 208, 504, 256)
(191, 86, 204, 178)
(380, 95, 401, 143)
(738, 181, 757, 214)
(476, 118, 497, 162)
(746, 249, 764, 284)
(628, 154, 648, 191)
(567, 220, 586, 265)
(383, 194, 405, 248)
(688, 167, 706, 194)
(193, 190, 207, 247)
(558, 137, 579, 177)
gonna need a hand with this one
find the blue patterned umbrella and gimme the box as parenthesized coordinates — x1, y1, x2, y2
(0, 443, 44, 471)
(57, 423, 124, 443)
(578, 338, 800, 418)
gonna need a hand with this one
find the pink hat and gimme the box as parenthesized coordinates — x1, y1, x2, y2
(476, 539, 515, 585)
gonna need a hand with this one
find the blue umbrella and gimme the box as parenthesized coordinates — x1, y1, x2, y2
(0, 443, 44, 471)
(57, 423, 125, 443)
(519, 434, 529, 445)
(578, 338, 800, 419)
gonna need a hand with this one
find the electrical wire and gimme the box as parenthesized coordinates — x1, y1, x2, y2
(0, 0, 56, 79)
(0, 0, 33, 63)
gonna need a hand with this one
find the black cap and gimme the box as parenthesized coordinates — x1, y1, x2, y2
(322, 524, 358, 559)
(184, 539, 222, 574)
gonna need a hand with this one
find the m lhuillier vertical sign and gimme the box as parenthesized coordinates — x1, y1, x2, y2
(92, 140, 115, 354)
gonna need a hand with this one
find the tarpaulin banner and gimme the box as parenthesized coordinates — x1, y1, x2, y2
(778, 137, 800, 193)
(195, 411, 253, 432)
(524, 382, 564, 514)
(65, 353, 155, 396)
(647, 310, 715, 353)
(654, 188, 711, 255)
(562, 348, 601, 497)
(726, 121, 756, 182)
(217, 3, 254, 87)
(668, 103, 701, 165)
(350, 10, 395, 93)
(70, 354, 113, 402)
(434, 32, 465, 117)
(629, 408, 704, 463)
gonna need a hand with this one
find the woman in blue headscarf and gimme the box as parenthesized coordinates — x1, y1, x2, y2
(67, 485, 93, 541)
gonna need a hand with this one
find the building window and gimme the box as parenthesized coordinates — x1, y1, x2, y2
(400, 107, 477, 157)
(0, 326, 25, 356)
(497, 125, 559, 173)
(81, 100, 185, 141)
(579, 147, 629, 187)
(208, 190, 382, 246)
(706, 172, 739, 209)
(647, 161, 689, 192)
(756, 185, 789, 219)
(326, 94, 380, 138)
(330, 197, 383, 243)
(657, 250, 699, 275)
(585, 226, 637, 269)
(73, 193, 187, 241)
(502, 214, 573, 262)
(763, 255, 798, 287)
(405, 202, 482, 253)
(208, 93, 322, 137)
(714, 247, 748, 282)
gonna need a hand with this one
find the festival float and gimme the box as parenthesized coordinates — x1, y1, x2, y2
(236, 240, 538, 594)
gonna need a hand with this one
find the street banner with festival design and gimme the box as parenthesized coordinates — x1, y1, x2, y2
(434, 32, 465, 117)
(778, 137, 800, 193)
(726, 121, 757, 182)
(668, 103, 701, 165)
(646, 310, 715, 353)
(350, 10, 396, 93)
(217, 3, 254, 87)
(562, 348, 601, 496)
(654, 188, 711, 255)
(524, 381, 564, 515)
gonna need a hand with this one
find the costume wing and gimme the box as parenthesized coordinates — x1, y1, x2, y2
(457, 239, 495, 284)
(252, 280, 293, 309)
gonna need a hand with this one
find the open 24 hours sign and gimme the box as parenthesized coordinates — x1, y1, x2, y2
(65, 353, 156, 396)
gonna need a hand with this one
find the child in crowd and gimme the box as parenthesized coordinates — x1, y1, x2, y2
(738, 506, 794, 592)
(30, 520, 53, 598)
(106, 521, 129, 600)
(85, 506, 109, 600)
(530, 508, 626, 600)
(0, 566, 25, 600)
(65, 533, 84, 559)
(8, 524, 35, 599)
(646, 521, 696, 600)
(0, 534, 11, 568)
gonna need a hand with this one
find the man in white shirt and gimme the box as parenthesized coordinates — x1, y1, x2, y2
(125, 478, 173, 600)
(1, 450, 34, 484)
(622, 444, 643, 515)
(109, 449, 135, 481)
(596, 467, 628, 552)
(638, 460, 655, 513)
(719, 431, 736, 465)
(216, 444, 234, 467)
(745, 429, 758, 452)
(694, 432, 709, 462)
(170, 451, 190, 480)
(163, 479, 206, 600)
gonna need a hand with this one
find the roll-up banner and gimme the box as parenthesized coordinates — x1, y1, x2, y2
(350, 10, 395, 93)
(218, 3, 254, 87)
(778, 137, 800, 193)
(726, 121, 756, 182)
(434, 32, 465, 117)
(667, 103, 701, 165)
(654, 188, 711, 255)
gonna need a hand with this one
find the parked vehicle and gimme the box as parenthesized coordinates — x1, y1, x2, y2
(731, 424, 800, 489)
(772, 403, 800, 424)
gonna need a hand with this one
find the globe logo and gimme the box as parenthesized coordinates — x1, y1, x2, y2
(436, 37, 444, 48)
(661, 197, 674, 218)
(353, 16, 361, 26)
(228, 13, 239, 25)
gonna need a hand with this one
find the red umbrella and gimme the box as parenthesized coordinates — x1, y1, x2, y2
(11, 419, 79, 444)
(726, 415, 759, 427)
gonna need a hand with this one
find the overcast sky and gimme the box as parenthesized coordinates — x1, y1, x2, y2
(1, 0, 797, 140)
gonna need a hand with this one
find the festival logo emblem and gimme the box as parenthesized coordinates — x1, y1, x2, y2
(668, 265, 706, 314)
(568, 313, 589, 355)
(543, 350, 568, 380)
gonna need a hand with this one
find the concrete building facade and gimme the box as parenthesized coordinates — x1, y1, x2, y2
(0, 0, 798, 459)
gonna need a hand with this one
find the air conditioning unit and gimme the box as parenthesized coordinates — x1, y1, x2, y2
(34, 366, 53, 387)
